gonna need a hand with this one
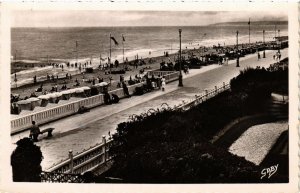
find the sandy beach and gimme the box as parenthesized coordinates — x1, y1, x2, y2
(11, 41, 281, 100)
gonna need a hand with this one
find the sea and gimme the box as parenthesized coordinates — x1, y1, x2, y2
(11, 22, 288, 85)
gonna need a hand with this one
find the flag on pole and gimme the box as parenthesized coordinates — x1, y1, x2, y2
(110, 37, 119, 45)
(122, 35, 125, 42)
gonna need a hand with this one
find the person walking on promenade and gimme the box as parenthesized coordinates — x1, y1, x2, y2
(29, 121, 40, 142)
(122, 82, 131, 98)
(161, 76, 166, 91)
(157, 75, 162, 89)
(33, 75, 37, 84)
(257, 52, 260, 60)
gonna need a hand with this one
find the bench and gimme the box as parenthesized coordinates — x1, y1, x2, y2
(39, 128, 55, 137)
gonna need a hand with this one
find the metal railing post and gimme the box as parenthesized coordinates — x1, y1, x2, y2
(68, 150, 74, 173)
(102, 135, 107, 164)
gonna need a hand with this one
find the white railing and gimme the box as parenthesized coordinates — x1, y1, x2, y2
(147, 70, 179, 83)
(46, 135, 113, 174)
(11, 82, 144, 134)
(165, 71, 179, 83)
(45, 82, 230, 176)
(177, 82, 230, 111)
(147, 70, 175, 77)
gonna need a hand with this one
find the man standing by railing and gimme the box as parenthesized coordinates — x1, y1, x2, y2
(29, 121, 40, 142)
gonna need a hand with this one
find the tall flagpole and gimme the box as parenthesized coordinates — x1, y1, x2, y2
(122, 34, 125, 70)
(248, 18, 250, 44)
(236, 30, 240, 67)
(76, 41, 78, 63)
(178, 29, 183, 87)
(109, 33, 112, 74)
(14, 50, 17, 62)
(99, 43, 102, 68)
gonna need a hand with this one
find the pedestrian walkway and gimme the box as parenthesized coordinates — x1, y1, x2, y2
(11, 48, 288, 170)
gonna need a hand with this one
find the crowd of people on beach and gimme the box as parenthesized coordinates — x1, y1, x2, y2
(12, 39, 287, 115)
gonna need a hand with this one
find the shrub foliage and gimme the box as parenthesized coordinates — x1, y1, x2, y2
(105, 67, 288, 183)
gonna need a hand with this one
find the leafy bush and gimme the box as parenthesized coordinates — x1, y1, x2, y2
(11, 138, 43, 182)
(103, 67, 288, 183)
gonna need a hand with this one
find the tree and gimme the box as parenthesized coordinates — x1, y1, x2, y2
(11, 137, 43, 182)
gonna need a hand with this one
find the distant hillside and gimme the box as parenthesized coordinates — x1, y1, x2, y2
(211, 21, 288, 26)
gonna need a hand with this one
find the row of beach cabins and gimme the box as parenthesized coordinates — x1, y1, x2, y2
(11, 82, 109, 114)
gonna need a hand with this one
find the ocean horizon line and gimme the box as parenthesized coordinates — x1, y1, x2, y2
(11, 20, 288, 29)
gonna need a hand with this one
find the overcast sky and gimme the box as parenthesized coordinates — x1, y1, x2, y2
(12, 10, 288, 27)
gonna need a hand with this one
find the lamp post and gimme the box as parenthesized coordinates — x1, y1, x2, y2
(278, 29, 281, 52)
(236, 31, 240, 67)
(263, 30, 266, 58)
(178, 29, 183, 87)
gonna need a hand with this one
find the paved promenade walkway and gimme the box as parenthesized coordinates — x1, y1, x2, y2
(11, 48, 288, 169)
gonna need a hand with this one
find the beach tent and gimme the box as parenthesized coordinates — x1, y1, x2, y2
(74, 88, 86, 98)
(82, 86, 91, 97)
(17, 100, 33, 111)
(90, 85, 101, 96)
(67, 88, 77, 98)
(47, 92, 62, 103)
(38, 95, 50, 107)
(61, 90, 72, 100)
(98, 82, 109, 93)
(26, 97, 42, 109)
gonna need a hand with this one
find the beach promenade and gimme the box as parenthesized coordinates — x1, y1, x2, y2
(11, 48, 288, 170)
